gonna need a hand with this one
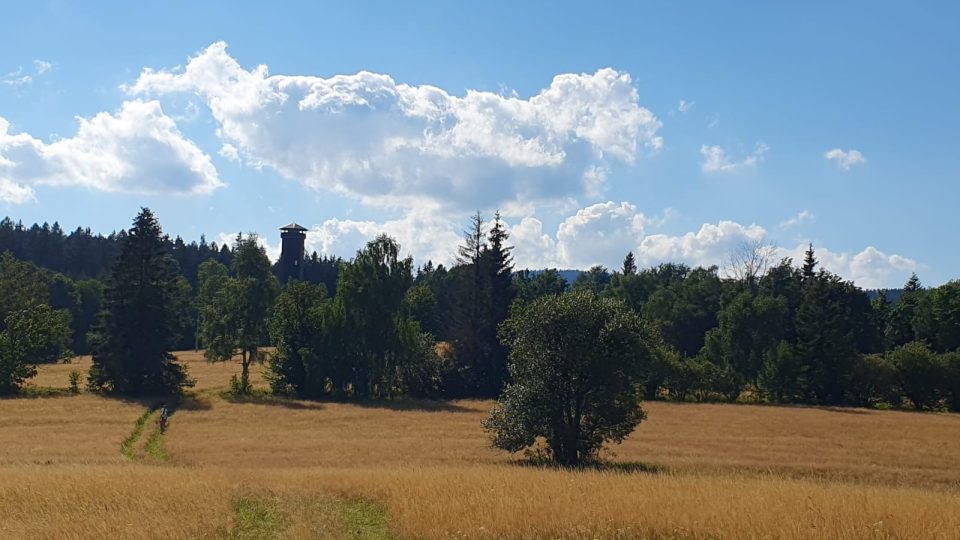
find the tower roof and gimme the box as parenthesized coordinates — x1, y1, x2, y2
(279, 223, 307, 232)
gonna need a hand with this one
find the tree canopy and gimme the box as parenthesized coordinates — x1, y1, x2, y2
(484, 291, 660, 467)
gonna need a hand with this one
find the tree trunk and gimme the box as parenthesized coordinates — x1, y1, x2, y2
(240, 349, 250, 393)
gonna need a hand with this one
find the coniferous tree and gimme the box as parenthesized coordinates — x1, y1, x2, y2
(480, 212, 515, 395)
(886, 273, 924, 348)
(88, 209, 192, 395)
(622, 251, 637, 276)
(446, 211, 516, 396)
(801, 243, 817, 281)
(447, 213, 489, 394)
(794, 271, 858, 404)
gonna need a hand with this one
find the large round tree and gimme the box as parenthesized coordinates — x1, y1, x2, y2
(484, 290, 661, 467)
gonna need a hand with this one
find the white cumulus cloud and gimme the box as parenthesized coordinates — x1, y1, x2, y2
(0, 101, 223, 202)
(555, 201, 646, 269)
(0, 178, 35, 204)
(824, 148, 866, 170)
(778, 244, 916, 289)
(243, 200, 919, 288)
(701, 143, 769, 173)
(638, 220, 767, 269)
(305, 211, 461, 265)
(505, 203, 916, 287)
(127, 41, 663, 210)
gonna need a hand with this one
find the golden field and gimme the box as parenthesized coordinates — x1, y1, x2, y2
(1, 353, 959, 539)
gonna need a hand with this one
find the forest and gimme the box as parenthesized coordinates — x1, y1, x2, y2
(1, 209, 959, 413)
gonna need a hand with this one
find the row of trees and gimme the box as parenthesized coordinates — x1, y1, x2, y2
(0, 216, 341, 292)
(1, 208, 959, 415)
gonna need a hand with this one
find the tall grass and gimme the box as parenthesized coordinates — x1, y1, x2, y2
(1, 354, 957, 539)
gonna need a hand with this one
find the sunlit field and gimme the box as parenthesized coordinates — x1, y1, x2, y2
(2, 352, 959, 539)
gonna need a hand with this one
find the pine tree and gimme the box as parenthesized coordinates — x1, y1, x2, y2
(801, 243, 817, 281)
(88, 208, 192, 395)
(622, 251, 637, 276)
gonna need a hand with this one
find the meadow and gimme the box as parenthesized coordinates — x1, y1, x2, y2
(1, 353, 959, 539)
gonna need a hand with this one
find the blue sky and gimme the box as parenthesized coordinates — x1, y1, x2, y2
(1, 1, 957, 287)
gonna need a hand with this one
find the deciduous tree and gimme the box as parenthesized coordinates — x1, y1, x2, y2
(484, 291, 659, 467)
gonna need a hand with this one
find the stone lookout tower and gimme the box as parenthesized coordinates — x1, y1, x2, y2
(278, 223, 307, 283)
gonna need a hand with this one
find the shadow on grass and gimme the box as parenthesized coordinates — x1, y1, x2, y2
(0, 386, 75, 399)
(84, 391, 214, 412)
(511, 457, 666, 475)
(221, 390, 471, 413)
(809, 405, 873, 415)
(222, 392, 326, 410)
(349, 398, 474, 413)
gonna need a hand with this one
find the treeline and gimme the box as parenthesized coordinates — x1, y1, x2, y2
(1, 209, 959, 412)
(0, 217, 339, 355)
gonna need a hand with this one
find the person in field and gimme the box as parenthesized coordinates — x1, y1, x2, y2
(159, 405, 169, 433)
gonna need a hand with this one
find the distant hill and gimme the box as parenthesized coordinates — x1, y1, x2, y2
(522, 269, 583, 285)
(866, 289, 904, 302)
(523, 270, 908, 301)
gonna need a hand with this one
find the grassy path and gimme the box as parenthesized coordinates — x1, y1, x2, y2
(120, 405, 172, 463)
(120, 396, 394, 538)
(219, 495, 392, 540)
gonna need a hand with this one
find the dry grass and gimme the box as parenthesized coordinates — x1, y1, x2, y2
(630, 401, 960, 490)
(168, 350, 269, 391)
(0, 394, 143, 466)
(26, 355, 93, 389)
(2, 464, 958, 539)
(27, 351, 268, 392)
(2, 353, 959, 539)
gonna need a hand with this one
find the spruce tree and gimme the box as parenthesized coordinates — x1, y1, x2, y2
(904, 273, 921, 292)
(886, 273, 924, 348)
(801, 243, 817, 281)
(448, 211, 515, 396)
(480, 212, 515, 395)
(622, 251, 637, 276)
(793, 271, 857, 404)
(88, 208, 192, 395)
(449, 212, 490, 395)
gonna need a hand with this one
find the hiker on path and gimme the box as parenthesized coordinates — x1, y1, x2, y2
(159, 405, 170, 432)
